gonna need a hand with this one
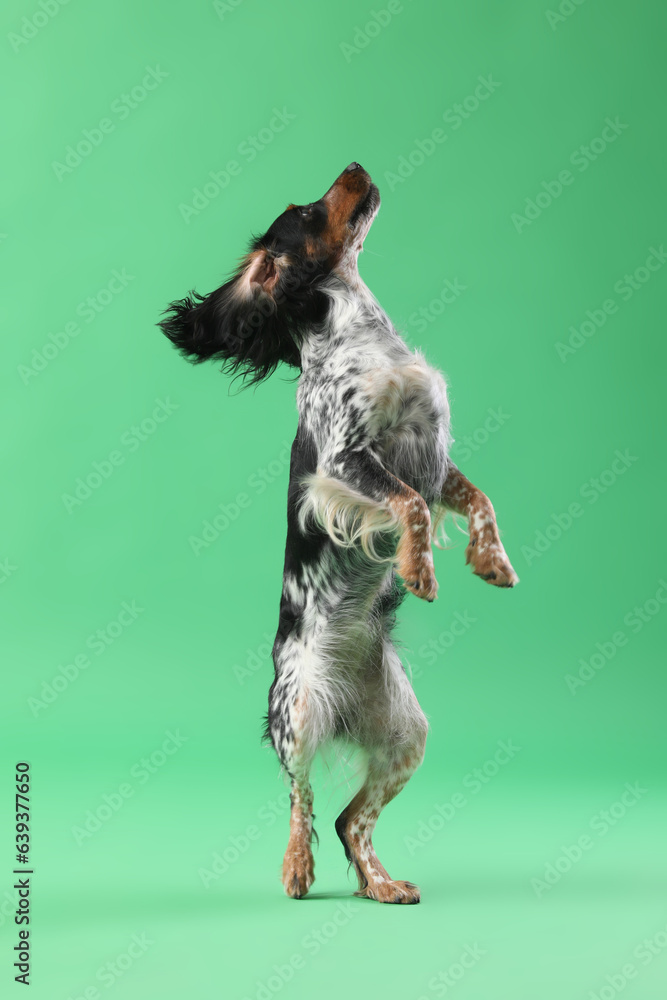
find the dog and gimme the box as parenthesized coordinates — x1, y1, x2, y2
(159, 162, 519, 904)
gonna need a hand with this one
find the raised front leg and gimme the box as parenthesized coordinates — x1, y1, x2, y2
(440, 463, 519, 588)
(302, 447, 438, 601)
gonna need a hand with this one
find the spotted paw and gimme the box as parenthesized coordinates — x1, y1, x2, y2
(282, 845, 314, 899)
(403, 570, 439, 602)
(397, 536, 438, 602)
(466, 536, 519, 588)
(355, 879, 421, 904)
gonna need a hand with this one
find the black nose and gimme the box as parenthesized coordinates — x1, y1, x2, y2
(345, 162, 362, 172)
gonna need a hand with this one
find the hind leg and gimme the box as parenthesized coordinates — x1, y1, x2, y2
(335, 640, 428, 904)
(336, 745, 426, 903)
(282, 751, 315, 899)
(267, 639, 318, 900)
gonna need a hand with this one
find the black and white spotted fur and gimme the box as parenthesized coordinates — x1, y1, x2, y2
(159, 163, 518, 904)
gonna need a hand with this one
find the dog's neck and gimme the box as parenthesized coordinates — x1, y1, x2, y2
(298, 275, 410, 372)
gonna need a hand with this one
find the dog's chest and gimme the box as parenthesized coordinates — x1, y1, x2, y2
(299, 352, 451, 500)
(364, 359, 449, 441)
(364, 359, 451, 494)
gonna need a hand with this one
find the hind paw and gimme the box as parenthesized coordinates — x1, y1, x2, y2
(355, 879, 421, 904)
(282, 846, 314, 899)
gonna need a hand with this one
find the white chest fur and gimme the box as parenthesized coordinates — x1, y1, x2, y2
(364, 354, 452, 500)
(298, 282, 452, 502)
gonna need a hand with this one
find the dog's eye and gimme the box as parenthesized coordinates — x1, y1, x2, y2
(299, 206, 312, 218)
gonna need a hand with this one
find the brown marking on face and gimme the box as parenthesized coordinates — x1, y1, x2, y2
(321, 172, 370, 252)
(308, 168, 374, 266)
(260, 168, 377, 275)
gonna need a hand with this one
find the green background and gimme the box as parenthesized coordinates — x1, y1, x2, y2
(2, 0, 666, 996)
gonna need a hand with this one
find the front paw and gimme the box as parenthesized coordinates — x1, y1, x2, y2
(466, 535, 519, 588)
(397, 538, 439, 601)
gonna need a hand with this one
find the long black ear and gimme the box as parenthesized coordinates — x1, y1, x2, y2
(158, 249, 326, 388)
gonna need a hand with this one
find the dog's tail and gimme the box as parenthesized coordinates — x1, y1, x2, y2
(299, 470, 455, 555)
(297, 470, 400, 561)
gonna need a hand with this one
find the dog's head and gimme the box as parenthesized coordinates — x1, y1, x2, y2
(159, 163, 380, 386)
